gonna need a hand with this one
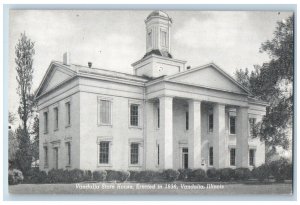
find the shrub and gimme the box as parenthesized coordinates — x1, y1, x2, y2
(190, 169, 206, 182)
(178, 169, 193, 181)
(83, 170, 93, 181)
(251, 164, 270, 182)
(269, 158, 292, 182)
(219, 168, 234, 181)
(162, 169, 180, 182)
(138, 170, 157, 182)
(25, 169, 48, 184)
(8, 169, 24, 185)
(206, 168, 219, 180)
(48, 169, 66, 183)
(106, 170, 130, 182)
(128, 171, 141, 181)
(93, 170, 107, 182)
(285, 163, 293, 180)
(234, 168, 251, 181)
(69, 169, 85, 183)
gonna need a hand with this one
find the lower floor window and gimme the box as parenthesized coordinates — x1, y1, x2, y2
(230, 148, 236, 166)
(44, 146, 48, 168)
(130, 143, 139, 164)
(249, 149, 255, 166)
(209, 147, 213, 166)
(99, 141, 110, 164)
(66, 142, 71, 166)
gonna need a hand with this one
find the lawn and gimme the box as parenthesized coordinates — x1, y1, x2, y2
(9, 181, 293, 195)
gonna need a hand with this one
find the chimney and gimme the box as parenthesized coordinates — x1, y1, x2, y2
(187, 65, 191, 70)
(63, 52, 70, 65)
(88, 62, 92, 68)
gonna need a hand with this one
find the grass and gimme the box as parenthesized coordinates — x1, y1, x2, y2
(9, 181, 293, 195)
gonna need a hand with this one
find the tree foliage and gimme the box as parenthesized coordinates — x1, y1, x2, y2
(14, 32, 35, 174)
(234, 15, 293, 154)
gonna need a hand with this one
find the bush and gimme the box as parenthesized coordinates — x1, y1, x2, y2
(138, 170, 157, 182)
(206, 168, 219, 180)
(93, 170, 107, 182)
(25, 169, 48, 184)
(285, 163, 293, 180)
(83, 170, 93, 181)
(234, 168, 251, 181)
(8, 169, 24, 185)
(219, 168, 234, 182)
(269, 158, 292, 182)
(162, 169, 180, 182)
(48, 169, 66, 183)
(190, 169, 206, 182)
(178, 169, 193, 181)
(252, 164, 270, 182)
(106, 170, 130, 182)
(69, 169, 85, 183)
(128, 171, 141, 181)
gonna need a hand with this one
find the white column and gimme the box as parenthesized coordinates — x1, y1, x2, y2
(213, 103, 226, 169)
(236, 106, 249, 167)
(159, 96, 173, 169)
(188, 100, 202, 169)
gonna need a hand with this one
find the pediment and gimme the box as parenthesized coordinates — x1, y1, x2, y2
(35, 63, 75, 98)
(167, 63, 249, 94)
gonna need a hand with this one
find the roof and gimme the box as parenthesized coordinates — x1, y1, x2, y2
(146, 10, 170, 21)
(142, 49, 173, 59)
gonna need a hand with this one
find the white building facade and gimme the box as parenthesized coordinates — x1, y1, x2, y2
(36, 11, 267, 172)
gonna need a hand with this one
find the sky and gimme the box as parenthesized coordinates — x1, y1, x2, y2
(9, 10, 292, 115)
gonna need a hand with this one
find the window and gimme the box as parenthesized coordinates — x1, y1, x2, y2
(65, 102, 71, 126)
(99, 100, 112, 125)
(54, 107, 59, 130)
(182, 148, 188, 169)
(249, 118, 256, 136)
(130, 104, 139, 127)
(229, 116, 236, 134)
(66, 142, 71, 166)
(160, 30, 167, 47)
(54, 147, 59, 169)
(148, 31, 152, 47)
(185, 111, 189, 130)
(208, 113, 213, 133)
(249, 149, 255, 166)
(130, 143, 139, 165)
(209, 147, 213, 166)
(43, 112, 48, 133)
(157, 144, 160, 165)
(157, 107, 160, 128)
(230, 148, 236, 166)
(44, 146, 48, 168)
(99, 141, 110, 164)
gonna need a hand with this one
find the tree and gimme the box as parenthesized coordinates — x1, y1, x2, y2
(30, 115, 39, 166)
(14, 32, 35, 174)
(8, 112, 18, 161)
(234, 16, 293, 157)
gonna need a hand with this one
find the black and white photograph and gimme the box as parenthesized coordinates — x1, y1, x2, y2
(5, 5, 295, 200)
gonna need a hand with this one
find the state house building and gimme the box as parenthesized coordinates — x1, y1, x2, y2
(35, 11, 267, 171)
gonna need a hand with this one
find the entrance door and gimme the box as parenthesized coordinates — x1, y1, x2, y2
(54, 148, 58, 169)
(182, 148, 188, 169)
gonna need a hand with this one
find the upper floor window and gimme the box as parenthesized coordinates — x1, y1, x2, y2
(160, 30, 167, 47)
(65, 102, 71, 126)
(230, 148, 236, 166)
(208, 113, 213, 133)
(98, 99, 112, 125)
(43, 111, 48, 133)
(229, 116, 236, 134)
(54, 107, 59, 130)
(130, 143, 139, 165)
(249, 118, 256, 136)
(130, 104, 139, 127)
(185, 111, 189, 130)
